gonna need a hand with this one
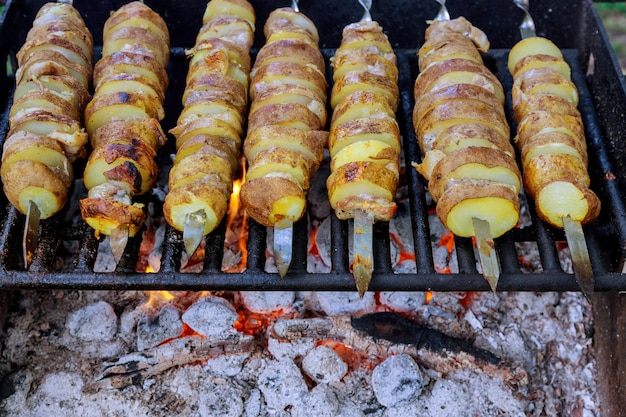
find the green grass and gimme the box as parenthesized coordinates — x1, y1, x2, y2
(596, 2, 626, 14)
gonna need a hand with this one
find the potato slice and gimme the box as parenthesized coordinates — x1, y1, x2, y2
(196, 16, 255, 52)
(96, 72, 165, 103)
(79, 197, 145, 238)
(329, 117, 400, 157)
(10, 90, 81, 122)
(250, 60, 327, 103)
(512, 54, 571, 80)
(246, 148, 314, 191)
(331, 70, 399, 111)
(84, 91, 164, 135)
(102, 27, 169, 68)
(424, 17, 490, 54)
(428, 147, 521, 202)
(169, 153, 232, 192)
(331, 90, 395, 126)
(17, 36, 91, 69)
(2, 159, 68, 218)
(508, 36, 563, 75)
(176, 99, 243, 135)
(94, 51, 168, 93)
(244, 126, 326, 173)
(256, 38, 325, 73)
(522, 153, 590, 199)
(103, 2, 170, 45)
(171, 117, 241, 151)
(437, 182, 520, 239)
(249, 84, 327, 127)
(83, 139, 158, 195)
(332, 49, 398, 83)
(2, 132, 73, 188)
(175, 134, 239, 174)
(264, 8, 319, 45)
(413, 83, 504, 131)
(26, 20, 93, 64)
(430, 123, 515, 157)
(240, 176, 307, 227)
(327, 161, 398, 221)
(13, 75, 91, 111)
(338, 20, 395, 56)
(512, 67, 578, 107)
(520, 130, 588, 167)
(517, 111, 584, 145)
(414, 58, 505, 105)
(330, 140, 400, 174)
(164, 180, 228, 235)
(91, 118, 167, 151)
(535, 181, 601, 227)
(16, 49, 91, 89)
(418, 33, 483, 72)
(248, 102, 324, 131)
(513, 93, 580, 123)
(203, 0, 256, 29)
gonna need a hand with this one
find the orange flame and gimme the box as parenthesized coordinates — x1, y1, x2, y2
(144, 291, 176, 309)
(222, 160, 248, 273)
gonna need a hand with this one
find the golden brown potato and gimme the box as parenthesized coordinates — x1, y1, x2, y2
(91, 118, 167, 151)
(522, 153, 590, 199)
(202, 0, 256, 29)
(240, 176, 306, 227)
(96, 72, 166, 103)
(15, 49, 91, 89)
(249, 60, 327, 103)
(520, 130, 588, 167)
(255, 38, 325, 71)
(84, 91, 165, 135)
(331, 70, 399, 111)
(418, 33, 484, 72)
(171, 117, 242, 151)
(2, 159, 68, 219)
(513, 93, 580, 123)
(516, 111, 584, 146)
(413, 83, 505, 131)
(83, 139, 158, 195)
(430, 122, 516, 157)
(330, 90, 395, 126)
(332, 48, 398, 83)
(10, 90, 81, 122)
(17, 28, 92, 69)
(168, 153, 232, 192)
(174, 133, 240, 174)
(13, 75, 91, 111)
(436, 182, 520, 239)
(534, 181, 601, 227)
(512, 53, 571, 80)
(249, 84, 327, 127)
(196, 15, 255, 52)
(244, 126, 326, 174)
(338, 20, 395, 57)
(246, 147, 315, 191)
(329, 117, 400, 158)
(512, 67, 578, 107)
(79, 197, 145, 238)
(163, 180, 229, 234)
(102, 26, 170, 68)
(103, 1, 170, 46)
(414, 58, 505, 105)
(427, 147, 521, 202)
(263, 7, 319, 45)
(507, 36, 564, 75)
(93, 51, 169, 93)
(247, 102, 324, 132)
(176, 98, 243, 135)
(424, 17, 490, 54)
(327, 161, 398, 221)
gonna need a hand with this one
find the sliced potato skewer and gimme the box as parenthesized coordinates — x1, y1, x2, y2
(163, 0, 255, 258)
(327, 15, 401, 295)
(79, 1, 169, 263)
(412, 17, 522, 290)
(239, 7, 329, 277)
(1, 2, 93, 267)
(508, 36, 600, 300)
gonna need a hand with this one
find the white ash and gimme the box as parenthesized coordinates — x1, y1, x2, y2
(257, 359, 309, 411)
(379, 292, 426, 314)
(181, 295, 239, 336)
(240, 291, 296, 313)
(371, 354, 424, 407)
(302, 345, 348, 384)
(291, 384, 340, 417)
(313, 291, 376, 315)
(136, 304, 183, 351)
(0, 289, 599, 416)
(66, 301, 118, 342)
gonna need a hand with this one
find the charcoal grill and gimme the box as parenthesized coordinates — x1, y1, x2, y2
(0, 0, 625, 291)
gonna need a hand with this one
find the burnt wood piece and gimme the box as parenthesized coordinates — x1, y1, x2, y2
(593, 292, 626, 417)
(351, 312, 528, 386)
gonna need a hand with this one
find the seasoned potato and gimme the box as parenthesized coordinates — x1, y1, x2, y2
(329, 117, 400, 157)
(430, 123, 515, 157)
(512, 67, 578, 107)
(91, 118, 167, 151)
(247, 102, 324, 131)
(163, 180, 229, 234)
(250, 60, 327, 103)
(418, 33, 483, 71)
(535, 181, 601, 227)
(240, 176, 307, 227)
(79, 197, 145, 238)
(508, 36, 563, 75)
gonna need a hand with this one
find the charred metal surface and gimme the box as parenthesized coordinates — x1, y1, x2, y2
(0, 0, 624, 290)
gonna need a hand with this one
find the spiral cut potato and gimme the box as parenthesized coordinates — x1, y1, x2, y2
(164, 0, 255, 237)
(1, 3, 93, 220)
(79, 2, 169, 238)
(508, 37, 600, 228)
(239, 8, 328, 227)
(327, 20, 400, 222)
(413, 17, 521, 238)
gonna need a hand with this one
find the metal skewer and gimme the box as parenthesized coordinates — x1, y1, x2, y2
(429, 0, 502, 290)
(183, 210, 206, 257)
(274, 216, 293, 278)
(109, 224, 129, 265)
(23, 201, 40, 268)
(347, 0, 377, 297)
(512, 0, 594, 300)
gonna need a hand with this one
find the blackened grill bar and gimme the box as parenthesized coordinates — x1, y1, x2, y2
(0, 0, 625, 291)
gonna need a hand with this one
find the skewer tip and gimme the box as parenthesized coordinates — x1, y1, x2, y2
(183, 210, 206, 258)
(274, 217, 293, 278)
(472, 217, 500, 292)
(109, 224, 129, 265)
(23, 200, 41, 268)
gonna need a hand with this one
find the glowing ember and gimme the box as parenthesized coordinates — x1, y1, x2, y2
(234, 306, 297, 337)
(144, 291, 176, 309)
(425, 291, 433, 305)
(436, 231, 456, 274)
(390, 232, 416, 266)
(316, 340, 374, 370)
